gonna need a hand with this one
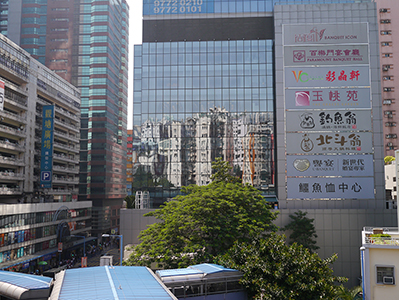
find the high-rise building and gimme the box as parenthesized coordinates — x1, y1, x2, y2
(127, 0, 391, 286)
(1, 0, 130, 237)
(0, 34, 92, 272)
(374, 0, 399, 156)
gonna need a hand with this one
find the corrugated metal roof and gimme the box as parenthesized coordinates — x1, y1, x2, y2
(55, 266, 177, 300)
(0, 270, 52, 289)
(188, 263, 237, 274)
(157, 263, 237, 278)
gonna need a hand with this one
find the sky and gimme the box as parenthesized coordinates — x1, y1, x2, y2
(127, 0, 143, 129)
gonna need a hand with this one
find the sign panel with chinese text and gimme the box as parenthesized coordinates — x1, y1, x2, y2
(285, 88, 371, 109)
(0, 80, 4, 111)
(286, 132, 373, 155)
(287, 177, 374, 199)
(283, 23, 369, 45)
(285, 66, 370, 88)
(286, 109, 371, 132)
(287, 154, 374, 177)
(284, 45, 369, 66)
(40, 105, 54, 188)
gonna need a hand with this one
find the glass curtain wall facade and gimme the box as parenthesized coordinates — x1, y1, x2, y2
(75, 0, 129, 235)
(133, 0, 371, 206)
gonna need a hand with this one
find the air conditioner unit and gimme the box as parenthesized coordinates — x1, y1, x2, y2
(383, 66, 389, 71)
(383, 276, 394, 285)
(388, 142, 393, 147)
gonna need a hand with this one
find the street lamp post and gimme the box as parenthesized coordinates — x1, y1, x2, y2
(102, 234, 123, 266)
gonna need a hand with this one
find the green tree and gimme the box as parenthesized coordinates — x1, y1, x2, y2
(124, 195, 135, 209)
(217, 233, 346, 300)
(384, 156, 395, 165)
(125, 161, 278, 269)
(334, 286, 362, 300)
(282, 210, 319, 252)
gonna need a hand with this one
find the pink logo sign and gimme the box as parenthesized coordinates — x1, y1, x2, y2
(293, 50, 306, 63)
(295, 91, 310, 106)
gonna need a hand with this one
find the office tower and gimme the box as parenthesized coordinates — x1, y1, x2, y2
(1, 0, 130, 236)
(132, 0, 378, 207)
(0, 34, 92, 272)
(374, 0, 399, 156)
(126, 0, 392, 286)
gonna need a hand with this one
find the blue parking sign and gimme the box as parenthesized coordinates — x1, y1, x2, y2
(41, 171, 52, 182)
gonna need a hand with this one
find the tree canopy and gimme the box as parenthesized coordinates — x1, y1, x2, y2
(282, 210, 319, 252)
(125, 160, 278, 269)
(384, 156, 395, 165)
(217, 233, 346, 300)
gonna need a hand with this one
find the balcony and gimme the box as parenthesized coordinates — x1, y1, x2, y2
(0, 56, 29, 83)
(0, 110, 27, 124)
(53, 165, 79, 174)
(54, 129, 79, 143)
(0, 186, 22, 195)
(53, 176, 79, 185)
(0, 139, 25, 152)
(0, 171, 24, 181)
(53, 141, 79, 153)
(0, 124, 26, 139)
(0, 155, 24, 166)
(54, 118, 79, 133)
(47, 188, 79, 195)
(54, 105, 80, 122)
(53, 153, 77, 164)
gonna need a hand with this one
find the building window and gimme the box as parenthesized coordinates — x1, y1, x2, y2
(394, 177, 397, 182)
(381, 30, 392, 35)
(380, 8, 390, 13)
(383, 99, 393, 105)
(385, 122, 396, 127)
(381, 19, 391, 24)
(384, 87, 394, 92)
(381, 42, 392, 47)
(383, 76, 394, 81)
(383, 64, 393, 71)
(376, 266, 395, 285)
(383, 53, 392, 58)
(386, 134, 397, 139)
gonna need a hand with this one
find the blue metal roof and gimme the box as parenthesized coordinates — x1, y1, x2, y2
(55, 266, 176, 300)
(157, 263, 237, 278)
(189, 263, 237, 274)
(0, 270, 52, 290)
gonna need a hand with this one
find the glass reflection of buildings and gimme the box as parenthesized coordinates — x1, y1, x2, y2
(133, 38, 275, 207)
(133, 0, 364, 206)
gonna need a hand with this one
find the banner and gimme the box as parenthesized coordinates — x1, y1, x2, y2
(285, 88, 371, 109)
(40, 106, 54, 188)
(286, 109, 371, 132)
(286, 132, 373, 154)
(287, 154, 374, 177)
(287, 177, 374, 199)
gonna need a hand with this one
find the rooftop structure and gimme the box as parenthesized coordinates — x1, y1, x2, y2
(361, 227, 399, 300)
(156, 263, 245, 299)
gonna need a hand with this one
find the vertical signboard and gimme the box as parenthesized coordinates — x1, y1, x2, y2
(40, 105, 54, 188)
(0, 80, 4, 111)
(283, 23, 374, 200)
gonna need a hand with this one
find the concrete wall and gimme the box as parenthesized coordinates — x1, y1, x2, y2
(120, 207, 397, 287)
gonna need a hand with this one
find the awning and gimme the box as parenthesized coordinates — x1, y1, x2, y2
(0, 248, 58, 271)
